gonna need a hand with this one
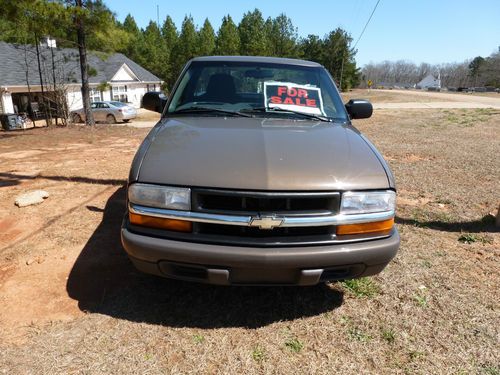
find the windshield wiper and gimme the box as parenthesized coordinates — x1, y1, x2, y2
(242, 107, 332, 122)
(172, 107, 252, 117)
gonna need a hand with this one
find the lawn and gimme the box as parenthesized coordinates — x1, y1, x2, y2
(0, 106, 498, 374)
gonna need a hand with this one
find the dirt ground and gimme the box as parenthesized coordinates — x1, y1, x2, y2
(0, 98, 499, 374)
(345, 89, 500, 109)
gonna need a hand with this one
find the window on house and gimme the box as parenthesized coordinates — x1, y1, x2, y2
(90, 88, 102, 102)
(112, 85, 128, 103)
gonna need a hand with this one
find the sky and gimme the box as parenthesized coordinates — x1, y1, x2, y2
(105, 0, 500, 66)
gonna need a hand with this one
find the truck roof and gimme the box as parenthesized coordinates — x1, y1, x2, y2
(191, 55, 323, 67)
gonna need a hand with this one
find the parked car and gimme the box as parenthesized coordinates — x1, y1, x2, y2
(122, 56, 399, 286)
(141, 91, 168, 113)
(71, 101, 137, 124)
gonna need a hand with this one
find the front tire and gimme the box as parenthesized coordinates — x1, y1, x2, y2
(106, 114, 116, 124)
(123, 119, 130, 123)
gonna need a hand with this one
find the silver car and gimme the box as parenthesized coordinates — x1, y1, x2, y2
(71, 101, 137, 124)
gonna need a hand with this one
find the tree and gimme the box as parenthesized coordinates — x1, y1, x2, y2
(63, 0, 133, 125)
(469, 56, 485, 86)
(162, 15, 178, 51)
(139, 21, 169, 81)
(120, 14, 142, 64)
(299, 35, 323, 63)
(161, 15, 178, 91)
(72, 0, 94, 125)
(215, 15, 240, 55)
(321, 28, 358, 91)
(238, 9, 269, 56)
(172, 16, 197, 80)
(197, 18, 215, 56)
(269, 14, 298, 57)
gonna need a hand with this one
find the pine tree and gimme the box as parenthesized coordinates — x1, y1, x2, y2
(171, 16, 197, 81)
(197, 18, 215, 56)
(321, 28, 358, 91)
(121, 14, 142, 64)
(269, 14, 298, 58)
(215, 15, 240, 55)
(160, 16, 178, 91)
(140, 21, 169, 81)
(299, 35, 324, 63)
(238, 9, 269, 56)
(162, 16, 178, 52)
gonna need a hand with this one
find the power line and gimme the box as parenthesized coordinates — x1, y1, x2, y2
(353, 0, 381, 50)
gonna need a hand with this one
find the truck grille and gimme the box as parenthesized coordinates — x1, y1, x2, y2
(192, 188, 339, 215)
(190, 188, 340, 246)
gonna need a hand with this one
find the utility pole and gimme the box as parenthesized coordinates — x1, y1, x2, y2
(157, 5, 160, 27)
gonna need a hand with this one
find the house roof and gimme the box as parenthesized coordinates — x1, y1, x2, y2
(0, 41, 161, 87)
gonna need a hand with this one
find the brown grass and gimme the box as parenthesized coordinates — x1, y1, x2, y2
(0, 107, 499, 374)
(342, 89, 456, 103)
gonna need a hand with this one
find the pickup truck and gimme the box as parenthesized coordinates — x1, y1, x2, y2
(121, 56, 399, 286)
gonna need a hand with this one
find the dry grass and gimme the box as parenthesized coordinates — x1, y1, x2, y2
(342, 89, 456, 103)
(0, 106, 499, 374)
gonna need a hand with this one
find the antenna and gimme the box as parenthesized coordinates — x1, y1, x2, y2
(157, 5, 160, 27)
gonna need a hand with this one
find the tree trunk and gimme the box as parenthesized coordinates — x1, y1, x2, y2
(75, 0, 95, 126)
(34, 33, 51, 127)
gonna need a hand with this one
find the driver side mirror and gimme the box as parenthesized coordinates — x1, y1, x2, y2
(345, 99, 373, 119)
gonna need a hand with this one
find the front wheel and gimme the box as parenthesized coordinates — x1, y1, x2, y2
(106, 114, 116, 124)
(123, 119, 130, 123)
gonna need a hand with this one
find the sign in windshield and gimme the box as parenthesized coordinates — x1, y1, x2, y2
(264, 82, 325, 116)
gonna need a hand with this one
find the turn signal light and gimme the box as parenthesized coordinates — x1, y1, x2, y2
(336, 218, 394, 236)
(129, 212, 192, 232)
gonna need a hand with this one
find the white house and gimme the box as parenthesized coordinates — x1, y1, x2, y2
(416, 73, 441, 90)
(0, 41, 162, 118)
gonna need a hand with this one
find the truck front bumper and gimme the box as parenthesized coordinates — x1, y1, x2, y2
(121, 224, 400, 286)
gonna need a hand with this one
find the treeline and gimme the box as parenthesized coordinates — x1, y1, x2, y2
(116, 9, 360, 92)
(361, 50, 500, 88)
(0, 3, 360, 91)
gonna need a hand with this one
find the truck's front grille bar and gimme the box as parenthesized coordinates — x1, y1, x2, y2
(129, 204, 395, 228)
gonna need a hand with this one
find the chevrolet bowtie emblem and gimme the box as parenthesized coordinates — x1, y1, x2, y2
(250, 215, 284, 230)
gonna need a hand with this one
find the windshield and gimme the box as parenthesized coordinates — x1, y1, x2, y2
(110, 101, 127, 107)
(167, 61, 348, 121)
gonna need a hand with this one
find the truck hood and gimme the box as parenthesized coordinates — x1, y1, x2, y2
(137, 117, 390, 191)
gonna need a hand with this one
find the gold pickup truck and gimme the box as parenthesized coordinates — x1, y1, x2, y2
(121, 56, 399, 286)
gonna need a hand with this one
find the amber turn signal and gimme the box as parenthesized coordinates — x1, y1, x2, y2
(336, 218, 394, 236)
(129, 212, 192, 232)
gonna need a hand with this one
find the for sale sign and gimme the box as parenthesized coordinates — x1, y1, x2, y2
(264, 82, 325, 116)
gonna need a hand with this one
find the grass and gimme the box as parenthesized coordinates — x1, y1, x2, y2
(284, 337, 304, 353)
(381, 328, 396, 344)
(341, 277, 380, 298)
(251, 346, 266, 362)
(458, 233, 494, 244)
(414, 285, 429, 308)
(348, 327, 372, 342)
(0, 104, 499, 374)
(193, 334, 205, 344)
(481, 365, 500, 375)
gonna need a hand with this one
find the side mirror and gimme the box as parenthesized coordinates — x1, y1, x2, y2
(345, 99, 373, 119)
(142, 93, 168, 113)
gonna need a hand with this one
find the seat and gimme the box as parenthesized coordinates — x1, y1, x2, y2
(204, 74, 237, 103)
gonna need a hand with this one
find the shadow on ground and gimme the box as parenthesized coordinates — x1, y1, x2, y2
(0, 172, 126, 187)
(395, 215, 498, 233)
(67, 186, 344, 329)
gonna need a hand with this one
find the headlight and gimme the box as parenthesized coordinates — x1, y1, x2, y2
(340, 190, 396, 215)
(128, 183, 191, 210)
